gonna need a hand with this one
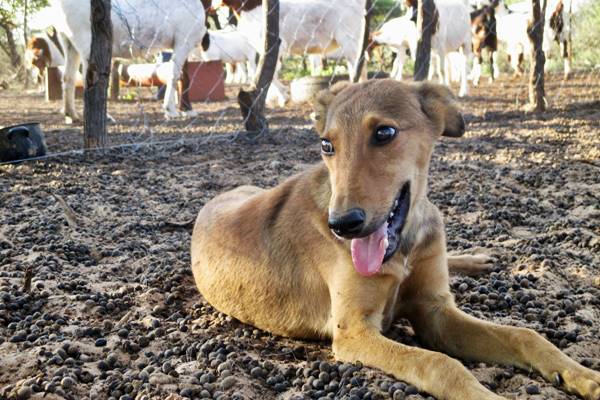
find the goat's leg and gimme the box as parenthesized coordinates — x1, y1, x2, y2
(431, 52, 444, 84)
(163, 42, 197, 119)
(491, 51, 499, 81)
(471, 55, 482, 86)
(61, 40, 81, 124)
(246, 57, 257, 84)
(237, 62, 248, 85)
(459, 44, 471, 97)
(163, 59, 183, 118)
(224, 63, 234, 84)
(561, 40, 571, 79)
(409, 298, 600, 400)
(438, 53, 446, 84)
(427, 53, 436, 81)
(391, 53, 405, 81)
(443, 55, 451, 86)
(266, 59, 288, 108)
(345, 59, 362, 82)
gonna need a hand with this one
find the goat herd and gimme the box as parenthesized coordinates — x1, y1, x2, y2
(25, 0, 581, 123)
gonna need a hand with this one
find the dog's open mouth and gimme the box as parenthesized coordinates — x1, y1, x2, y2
(350, 182, 411, 277)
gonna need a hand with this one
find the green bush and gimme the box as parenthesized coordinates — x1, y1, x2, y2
(572, 0, 600, 69)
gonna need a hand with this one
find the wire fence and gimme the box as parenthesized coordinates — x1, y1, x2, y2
(1, 0, 599, 164)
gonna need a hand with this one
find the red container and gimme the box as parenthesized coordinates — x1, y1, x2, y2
(179, 61, 226, 107)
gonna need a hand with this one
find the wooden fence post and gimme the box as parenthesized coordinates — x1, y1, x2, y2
(110, 59, 120, 101)
(414, 0, 434, 81)
(84, 0, 112, 149)
(352, 0, 372, 83)
(237, 0, 280, 133)
(528, 0, 547, 112)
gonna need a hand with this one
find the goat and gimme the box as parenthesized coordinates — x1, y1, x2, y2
(470, 1, 499, 85)
(495, 0, 571, 78)
(217, 0, 365, 107)
(374, 0, 472, 97)
(370, 15, 418, 80)
(52, 0, 206, 122)
(191, 29, 257, 85)
(546, 0, 571, 78)
(494, 2, 531, 76)
(25, 30, 65, 87)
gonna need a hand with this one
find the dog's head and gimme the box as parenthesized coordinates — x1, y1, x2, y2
(313, 79, 464, 276)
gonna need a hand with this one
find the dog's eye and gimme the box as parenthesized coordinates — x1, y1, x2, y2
(373, 126, 397, 145)
(321, 139, 334, 155)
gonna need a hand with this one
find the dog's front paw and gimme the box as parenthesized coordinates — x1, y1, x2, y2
(448, 253, 496, 276)
(468, 253, 495, 268)
(558, 365, 600, 400)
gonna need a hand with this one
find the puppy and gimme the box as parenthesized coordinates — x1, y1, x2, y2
(191, 79, 600, 400)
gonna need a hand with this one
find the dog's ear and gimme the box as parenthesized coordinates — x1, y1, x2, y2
(415, 83, 465, 138)
(312, 81, 352, 134)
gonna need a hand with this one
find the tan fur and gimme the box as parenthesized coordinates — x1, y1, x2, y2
(191, 79, 600, 400)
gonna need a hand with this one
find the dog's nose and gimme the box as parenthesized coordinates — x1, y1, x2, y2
(328, 208, 366, 237)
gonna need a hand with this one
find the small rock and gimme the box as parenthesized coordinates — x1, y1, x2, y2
(250, 367, 266, 379)
(405, 385, 419, 395)
(526, 384, 541, 395)
(220, 376, 237, 390)
(61, 376, 76, 390)
(16, 385, 32, 400)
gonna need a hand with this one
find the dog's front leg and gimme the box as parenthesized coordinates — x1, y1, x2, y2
(410, 299, 600, 399)
(405, 245, 600, 400)
(329, 279, 505, 400)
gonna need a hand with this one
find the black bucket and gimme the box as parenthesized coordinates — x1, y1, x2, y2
(0, 123, 48, 163)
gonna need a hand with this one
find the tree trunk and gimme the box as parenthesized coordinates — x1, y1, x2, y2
(414, 0, 434, 81)
(352, 0, 372, 83)
(24, 0, 30, 88)
(0, 24, 22, 68)
(179, 61, 192, 111)
(84, 0, 112, 149)
(528, 0, 547, 112)
(237, 0, 280, 133)
(567, 0, 572, 78)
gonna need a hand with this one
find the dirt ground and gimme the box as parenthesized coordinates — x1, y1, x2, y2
(0, 73, 599, 400)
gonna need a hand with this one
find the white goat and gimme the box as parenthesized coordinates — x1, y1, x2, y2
(219, 0, 365, 107)
(52, 0, 206, 121)
(191, 29, 257, 85)
(371, 15, 418, 80)
(372, 0, 472, 97)
(427, 0, 473, 97)
(495, 2, 532, 75)
(496, 0, 572, 78)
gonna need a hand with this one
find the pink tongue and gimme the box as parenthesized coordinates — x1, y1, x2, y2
(350, 223, 388, 277)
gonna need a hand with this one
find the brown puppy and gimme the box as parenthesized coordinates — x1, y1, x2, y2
(191, 80, 600, 400)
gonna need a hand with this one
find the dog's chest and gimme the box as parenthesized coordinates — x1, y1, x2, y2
(381, 257, 413, 331)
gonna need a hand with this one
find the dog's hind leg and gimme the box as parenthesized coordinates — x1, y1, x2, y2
(447, 253, 494, 276)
